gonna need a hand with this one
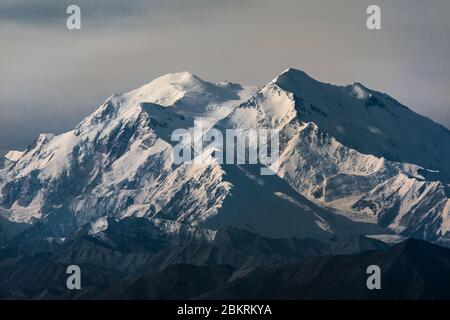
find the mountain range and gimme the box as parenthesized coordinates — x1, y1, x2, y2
(0, 69, 449, 299)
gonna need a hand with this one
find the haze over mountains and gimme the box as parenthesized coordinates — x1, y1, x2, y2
(0, 69, 449, 299)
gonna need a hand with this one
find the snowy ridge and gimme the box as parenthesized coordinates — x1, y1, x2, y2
(88, 215, 216, 243)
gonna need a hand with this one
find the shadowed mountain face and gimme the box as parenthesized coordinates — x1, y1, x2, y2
(0, 69, 449, 299)
(198, 238, 450, 300)
(96, 239, 450, 300)
(0, 258, 122, 300)
(0, 217, 391, 299)
(0, 217, 388, 271)
(1, 233, 445, 300)
(0, 207, 449, 300)
(96, 264, 236, 300)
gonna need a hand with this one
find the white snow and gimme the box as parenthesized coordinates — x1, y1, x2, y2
(349, 83, 371, 99)
(366, 234, 406, 244)
(438, 200, 450, 236)
(4, 150, 24, 162)
(89, 216, 109, 235)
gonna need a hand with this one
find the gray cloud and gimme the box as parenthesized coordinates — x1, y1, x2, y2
(1, 0, 449, 151)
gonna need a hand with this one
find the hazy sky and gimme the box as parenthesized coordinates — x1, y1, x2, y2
(1, 0, 449, 153)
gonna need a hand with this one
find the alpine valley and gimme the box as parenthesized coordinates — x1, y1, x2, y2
(1, 69, 449, 299)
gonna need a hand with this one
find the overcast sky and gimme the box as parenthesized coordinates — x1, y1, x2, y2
(1, 0, 449, 154)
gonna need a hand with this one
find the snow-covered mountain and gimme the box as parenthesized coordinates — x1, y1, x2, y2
(218, 69, 450, 244)
(0, 69, 449, 245)
(275, 69, 450, 181)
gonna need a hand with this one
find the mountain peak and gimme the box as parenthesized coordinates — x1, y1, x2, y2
(273, 68, 315, 85)
(279, 67, 310, 76)
(265, 68, 450, 182)
(346, 82, 371, 99)
(125, 71, 244, 113)
(271, 68, 326, 99)
(127, 71, 205, 106)
(151, 71, 202, 85)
